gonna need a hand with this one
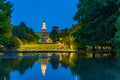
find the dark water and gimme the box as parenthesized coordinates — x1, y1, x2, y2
(0, 53, 120, 80)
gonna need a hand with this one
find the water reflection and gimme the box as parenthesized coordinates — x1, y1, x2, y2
(0, 53, 120, 80)
(41, 54, 48, 76)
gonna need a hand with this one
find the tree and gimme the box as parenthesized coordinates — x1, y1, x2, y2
(62, 35, 76, 49)
(49, 29, 59, 43)
(12, 22, 37, 44)
(59, 28, 69, 38)
(73, 0, 119, 51)
(49, 55, 59, 69)
(70, 24, 81, 35)
(114, 17, 120, 53)
(0, 0, 13, 22)
(4, 36, 22, 49)
(0, 0, 13, 48)
(39, 33, 43, 43)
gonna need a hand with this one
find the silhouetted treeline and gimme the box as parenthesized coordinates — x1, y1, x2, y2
(12, 22, 38, 44)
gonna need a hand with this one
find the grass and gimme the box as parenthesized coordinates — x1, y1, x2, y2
(19, 43, 58, 50)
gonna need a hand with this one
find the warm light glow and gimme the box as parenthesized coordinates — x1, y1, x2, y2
(41, 64, 46, 76)
(42, 21, 47, 29)
(4, 76, 6, 80)
(17, 53, 23, 56)
(41, 58, 48, 76)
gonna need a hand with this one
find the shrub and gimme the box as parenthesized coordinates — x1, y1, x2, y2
(5, 36, 22, 49)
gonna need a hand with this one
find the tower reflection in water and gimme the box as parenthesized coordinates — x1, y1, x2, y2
(41, 53, 49, 76)
(40, 53, 69, 76)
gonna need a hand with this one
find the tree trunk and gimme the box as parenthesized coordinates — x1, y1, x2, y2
(101, 45, 104, 57)
(92, 46, 96, 58)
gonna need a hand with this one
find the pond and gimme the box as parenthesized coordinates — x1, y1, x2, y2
(0, 52, 120, 80)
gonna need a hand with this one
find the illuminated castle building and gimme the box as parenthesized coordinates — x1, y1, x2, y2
(38, 21, 59, 43)
(39, 21, 50, 43)
(42, 21, 47, 33)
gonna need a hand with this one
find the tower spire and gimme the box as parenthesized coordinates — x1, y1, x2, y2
(42, 20, 47, 32)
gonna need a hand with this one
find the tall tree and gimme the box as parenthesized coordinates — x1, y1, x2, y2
(59, 28, 69, 38)
(73, 0, 119, 51)
(12, 22, 37, 44)
(0, 0, 13, 47)
(49, 29, 59, 43)
(114, 16, 120, 53)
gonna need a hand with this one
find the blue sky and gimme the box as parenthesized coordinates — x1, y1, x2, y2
(8, 0, 78, 32)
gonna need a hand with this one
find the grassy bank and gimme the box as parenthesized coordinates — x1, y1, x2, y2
(19, 44, 58, 50)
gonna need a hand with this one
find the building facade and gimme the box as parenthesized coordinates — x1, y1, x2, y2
(40, 21, 50, 43)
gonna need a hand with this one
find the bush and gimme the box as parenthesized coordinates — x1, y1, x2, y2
(5, 36, 22, 49)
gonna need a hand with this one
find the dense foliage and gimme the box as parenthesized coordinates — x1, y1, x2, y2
(73, 0, 120, 53)
(4, 36, 22, 49)
(49, 29, 60, 43)
(49, 27, 77, 49)
(59, 28, 69, 38)
(0, 0, 13, 49)
(12, 22, 38, 44)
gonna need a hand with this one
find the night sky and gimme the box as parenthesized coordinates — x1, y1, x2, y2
(8, 0, 78, 32)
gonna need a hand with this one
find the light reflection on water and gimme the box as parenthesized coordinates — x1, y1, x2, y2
(0, 52, 120, 80)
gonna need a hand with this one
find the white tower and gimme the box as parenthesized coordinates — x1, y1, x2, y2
(42, 21, 47, 33)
